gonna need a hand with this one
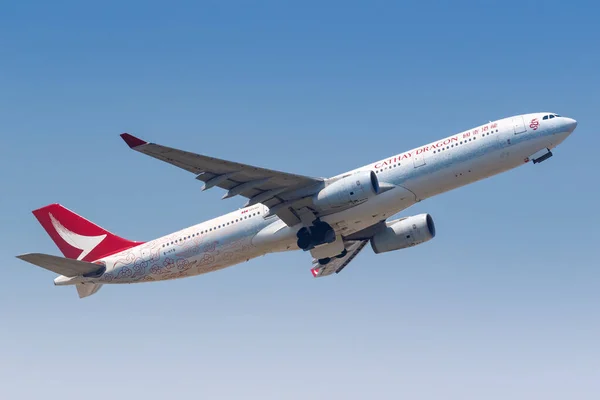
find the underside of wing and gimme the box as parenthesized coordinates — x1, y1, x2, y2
(310, 240, 369, 277)
(121, 133, 324, 225)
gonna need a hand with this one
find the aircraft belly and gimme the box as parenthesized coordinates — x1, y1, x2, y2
(251, 186, 417, 254)
(96, 227, 263, 284)
(320, 185, 417, 235)
(403, 139, 542, 201)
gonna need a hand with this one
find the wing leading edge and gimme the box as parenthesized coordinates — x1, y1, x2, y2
(121, 133, 324, 225)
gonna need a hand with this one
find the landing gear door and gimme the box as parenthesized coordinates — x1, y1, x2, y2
(512, 116, 526, 134)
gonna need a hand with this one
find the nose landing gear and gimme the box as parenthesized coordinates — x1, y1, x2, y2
(533, 150, 553, 164)
(526, 148, 553, 164)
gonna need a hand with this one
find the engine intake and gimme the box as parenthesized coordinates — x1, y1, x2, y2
(313, 170, 380, 210)
(370, 214, 436, 254)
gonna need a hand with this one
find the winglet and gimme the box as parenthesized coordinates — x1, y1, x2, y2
(120, 133, 147, 148)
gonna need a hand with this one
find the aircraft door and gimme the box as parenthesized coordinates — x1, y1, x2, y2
(512, 116, 526, 134)
(413, 152, 426, 168)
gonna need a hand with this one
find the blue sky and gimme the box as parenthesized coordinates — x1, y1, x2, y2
(1, 1, 599, 398)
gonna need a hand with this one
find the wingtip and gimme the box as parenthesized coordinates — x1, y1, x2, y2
(120, 133, 147, 148)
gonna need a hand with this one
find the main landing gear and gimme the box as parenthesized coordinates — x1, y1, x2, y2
(317, 249, 348, 265)
(297, 219, 349, 266)
(296, 220, 336, 251)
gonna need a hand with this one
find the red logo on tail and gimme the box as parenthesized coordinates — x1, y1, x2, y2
(32, 204, 144, 261)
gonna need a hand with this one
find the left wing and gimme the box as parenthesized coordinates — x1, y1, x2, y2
(121, 133, 324, 225)
(310, 240, 369, 277)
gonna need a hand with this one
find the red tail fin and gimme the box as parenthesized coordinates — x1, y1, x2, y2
(32, 204, 143, 262)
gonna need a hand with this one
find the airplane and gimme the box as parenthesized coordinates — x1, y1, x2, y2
(16, 112, 577, 298)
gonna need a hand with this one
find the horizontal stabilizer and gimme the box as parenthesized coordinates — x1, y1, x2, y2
(16, 253, 105, 277)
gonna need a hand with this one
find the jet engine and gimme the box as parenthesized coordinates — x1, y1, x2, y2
(370, 214, 436, 254)
(313, 170, 380, 210)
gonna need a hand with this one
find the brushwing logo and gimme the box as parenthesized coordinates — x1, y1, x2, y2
(49, 213, 107, 260)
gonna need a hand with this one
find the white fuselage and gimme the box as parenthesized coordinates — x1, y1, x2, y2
(55, 112, 575, 286)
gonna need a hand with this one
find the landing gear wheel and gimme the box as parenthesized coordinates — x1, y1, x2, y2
(318, 257, 331, 265)
(312, 220, 335, 244)
(323, 228, 336, 244)
(297, 235, 311, 250)
(296, 227, 311, 250)
(336, 249, 348, 259)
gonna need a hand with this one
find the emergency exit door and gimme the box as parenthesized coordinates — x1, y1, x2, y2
(413, 152, 426, 168)
(512, 116, 526, 134)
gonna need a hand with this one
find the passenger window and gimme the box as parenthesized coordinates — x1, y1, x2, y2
(549, 115, 555, 119)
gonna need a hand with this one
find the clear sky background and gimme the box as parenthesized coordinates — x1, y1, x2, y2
(1, 1, 598, 399)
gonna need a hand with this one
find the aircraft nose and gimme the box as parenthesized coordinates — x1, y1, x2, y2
(564, 117, 577, 133)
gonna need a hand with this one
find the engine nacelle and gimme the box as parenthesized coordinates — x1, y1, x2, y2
(370, 214, 436, 254)
(313, 170, 380, 210)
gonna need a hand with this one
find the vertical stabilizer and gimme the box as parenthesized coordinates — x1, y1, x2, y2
(31, 204, 143, 262)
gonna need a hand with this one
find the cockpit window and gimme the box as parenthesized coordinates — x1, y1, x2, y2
(543, 114, 561, 120)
